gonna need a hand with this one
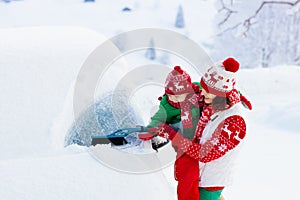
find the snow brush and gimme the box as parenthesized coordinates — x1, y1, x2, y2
(91, 126, 148, 146)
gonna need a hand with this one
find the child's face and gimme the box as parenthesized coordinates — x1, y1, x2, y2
(168, 93, 189, 103)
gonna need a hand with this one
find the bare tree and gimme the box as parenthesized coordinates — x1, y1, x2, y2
(218, 0, 300, 35)
(217, 0, 238, 27)
(213, 0, 300, 68)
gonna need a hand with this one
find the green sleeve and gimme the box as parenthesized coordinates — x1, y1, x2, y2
(192, 81, 202, 89)
(147, 103, 168, 127)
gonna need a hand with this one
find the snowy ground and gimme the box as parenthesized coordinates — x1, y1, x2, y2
(0, 26, 178, 200)
(1, 1, 300, 200)
(1, 26, 299, 200)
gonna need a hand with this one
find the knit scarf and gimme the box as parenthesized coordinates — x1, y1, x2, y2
(193, 89, 241, 142)
(193, 104, 213, 143)
(167, 93, 201, 129)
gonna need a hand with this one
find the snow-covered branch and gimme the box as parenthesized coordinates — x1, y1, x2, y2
(218, 0, 238, 26)
(218, 0, 300, 35)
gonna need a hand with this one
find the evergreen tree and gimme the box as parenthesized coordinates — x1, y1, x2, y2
(175, 5, 185, 28)
(145, 38, 156, 60)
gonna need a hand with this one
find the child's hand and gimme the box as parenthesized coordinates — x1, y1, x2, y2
(148, 124, 178, 140)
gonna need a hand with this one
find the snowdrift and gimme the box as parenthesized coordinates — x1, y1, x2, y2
(1, 26, 300, 200)
(0, 26, 106, 159)
(0, 26, 177, 200)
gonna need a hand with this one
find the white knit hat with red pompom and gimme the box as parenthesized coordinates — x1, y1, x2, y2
(200, 57, 240, 97)
(165, 66, 193, 95)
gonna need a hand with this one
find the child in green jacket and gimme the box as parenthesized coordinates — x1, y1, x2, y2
(147, 66, 203, 200)
(147, 66, 203, 139)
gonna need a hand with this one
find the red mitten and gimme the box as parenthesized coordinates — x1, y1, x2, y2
(148, 124, 178, 140)
(240, 94, 252, 110)
(147, 126, 160, 136)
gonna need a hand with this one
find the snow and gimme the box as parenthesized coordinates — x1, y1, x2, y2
(0, 26, 177, 200)
(1, 1, 300, 200)
(0, 26, 107, 159)
(224, 66, 300, 200)
(1, 145, 175, 200)
(0, 0, 216, 46)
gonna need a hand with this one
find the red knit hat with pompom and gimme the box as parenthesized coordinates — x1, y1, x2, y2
(200, 57, 240, 96)
(165, 66, 193, 95)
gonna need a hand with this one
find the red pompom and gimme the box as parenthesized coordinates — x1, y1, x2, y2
(222, 58, 239, 73)
(174, 66, 183, 74)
